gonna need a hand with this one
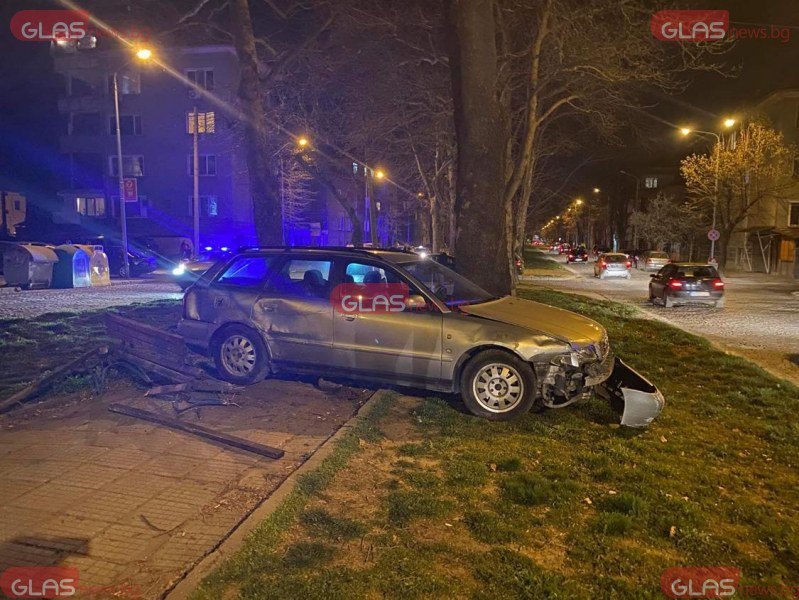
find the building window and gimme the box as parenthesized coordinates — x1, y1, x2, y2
(789, 202, 799, 227)
(187, 195, 219, 217)
(107, 72, 141, 95)
(187, 155, 217, 176)
(72, 112, 102, 135)
(75, 196, 106, 217)
(109, 155, 144, 177)
(644, 177, 658, 189)
(13, 200, 21, 211)
(186, 68, 214, 91)
(109, 115, 142, 136)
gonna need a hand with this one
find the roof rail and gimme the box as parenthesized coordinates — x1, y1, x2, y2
(237, 245, 417, 255)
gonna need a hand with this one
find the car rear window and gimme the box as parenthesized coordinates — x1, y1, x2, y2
(604, 255, 627, 263)
(216, 256, 276, 287)
(674, 266, 719, 278)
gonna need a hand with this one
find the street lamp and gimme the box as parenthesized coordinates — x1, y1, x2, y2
(113, 47, 152, 277)
(679, 118, 736, 263)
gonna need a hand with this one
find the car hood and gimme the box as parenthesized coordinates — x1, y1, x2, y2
(458, 296, 605, 346)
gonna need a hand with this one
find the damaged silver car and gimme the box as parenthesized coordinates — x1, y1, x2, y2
(178, 248, 664, 426)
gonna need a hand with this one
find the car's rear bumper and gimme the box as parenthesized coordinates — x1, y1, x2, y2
(669, 291, 723, 303)
(177, 318, 214, 350)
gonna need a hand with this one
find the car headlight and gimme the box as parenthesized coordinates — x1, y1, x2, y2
(570, 344, 599, 366)
(172, 264, 186, 276)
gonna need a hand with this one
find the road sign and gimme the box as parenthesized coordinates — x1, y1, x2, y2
(122, 178, 138, 203)
(707, 229, 720, 241)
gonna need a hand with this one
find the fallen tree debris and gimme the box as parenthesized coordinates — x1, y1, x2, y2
(107, 403, 284, 459)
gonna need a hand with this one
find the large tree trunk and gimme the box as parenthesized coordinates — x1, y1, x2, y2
(230, 0, 282, 245)
(448, 0, 511, 296)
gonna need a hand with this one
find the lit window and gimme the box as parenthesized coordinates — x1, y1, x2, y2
(187, 195, 219, 217)
(75, 196, 106, 217)
(109, 155, 144, 177)
(107, 72, 141, 95)
(644, 177, 658, 189)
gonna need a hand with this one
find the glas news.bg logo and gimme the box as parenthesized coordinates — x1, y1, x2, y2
(10, 10, 90, 41)
(660, 567, 740, 599)
(650, 10, 729, 42)
(0, 566, 79, 598)
(330, 282, 414, 314)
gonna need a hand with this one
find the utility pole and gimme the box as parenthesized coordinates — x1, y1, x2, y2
(112, 72, 130, 277)
(366, 168, 378, 246)
(192, 107, 200, 258)
(280, 158, 286, 245)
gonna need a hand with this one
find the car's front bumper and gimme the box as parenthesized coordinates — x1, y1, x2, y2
(596, 358, 665, 427)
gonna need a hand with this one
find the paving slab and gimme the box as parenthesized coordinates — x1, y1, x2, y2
(0, 377, 371, 596)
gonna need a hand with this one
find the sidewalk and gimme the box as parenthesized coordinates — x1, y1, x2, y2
(0, 378, 370, 597)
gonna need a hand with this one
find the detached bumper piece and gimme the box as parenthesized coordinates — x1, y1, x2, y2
(596, 358, 665, 427)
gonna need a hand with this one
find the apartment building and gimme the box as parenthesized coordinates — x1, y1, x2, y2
(52, 43, 255, 250)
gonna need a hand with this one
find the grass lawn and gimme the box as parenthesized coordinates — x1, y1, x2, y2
(522, 248, 573, 278)
(0, 300, 181, 398)
(191, 289, 799, 599)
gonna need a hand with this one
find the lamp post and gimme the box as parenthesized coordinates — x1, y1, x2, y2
(113, 47, 152, 277)
(619, 170, 641, 253)
(277, 136, 311, 245)
(365, 167, 385, 246)
(680, 118, 735, 263)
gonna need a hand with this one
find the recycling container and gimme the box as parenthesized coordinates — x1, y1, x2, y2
(1, 243, 58, 289)
(53, 244, 92, 288)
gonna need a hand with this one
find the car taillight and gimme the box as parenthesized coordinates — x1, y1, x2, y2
(668, 280, 683, 289)
(713, 279, 725, 288)
(626, 261, 632, 268)
(599, 261, 606, 268)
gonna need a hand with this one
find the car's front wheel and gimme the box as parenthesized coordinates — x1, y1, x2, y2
(212, 325, 270, 384)
(460, 350, 536, 421)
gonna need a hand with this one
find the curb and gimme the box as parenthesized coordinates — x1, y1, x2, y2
(163, 390, 386, 599)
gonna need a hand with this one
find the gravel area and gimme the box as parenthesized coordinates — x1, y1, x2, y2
(0, 280, 183, 319)
(524, 254, 799, 385)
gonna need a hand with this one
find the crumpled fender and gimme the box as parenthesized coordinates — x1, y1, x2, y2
(596, 357, 665, 427)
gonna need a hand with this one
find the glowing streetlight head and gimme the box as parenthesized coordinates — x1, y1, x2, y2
(375, 169, 385, 180)
(723, 118, 736, 128)
(680, 127, 692, 136)
(593, 187, 600, 194)
(575, 198, 584, 205)
(135, 48, 152, 60)
(297, 136, 309, 147)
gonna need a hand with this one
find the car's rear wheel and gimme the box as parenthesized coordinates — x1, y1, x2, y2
(212, 325, 269, 384)
(460, 350, 535, 421)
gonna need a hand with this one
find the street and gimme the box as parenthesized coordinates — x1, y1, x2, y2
(525, 253, 799, 385)
(0, 280, 183, 320)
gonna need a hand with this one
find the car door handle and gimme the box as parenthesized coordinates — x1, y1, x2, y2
(343, 314, 356, 321)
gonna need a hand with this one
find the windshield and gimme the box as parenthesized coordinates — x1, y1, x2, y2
(397, 258, 496, 308)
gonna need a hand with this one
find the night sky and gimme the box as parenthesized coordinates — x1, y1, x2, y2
(1, 1, 798, 212)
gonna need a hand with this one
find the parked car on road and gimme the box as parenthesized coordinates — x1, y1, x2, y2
(168, 247, 234, 289)
(178, 247, 663, 425)
(594, 253, 632, 280)
(639, 250, 671, 272)
(104, 246, 157, 278)
(567, 248, 590, 263)
(648, 263, 724, 308)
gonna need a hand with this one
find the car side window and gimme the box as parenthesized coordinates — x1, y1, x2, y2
(658, 265, 673, 279)
(343, 262, 428, 313)
(266, 259, 332, 298)
(216, 256, 276, 288)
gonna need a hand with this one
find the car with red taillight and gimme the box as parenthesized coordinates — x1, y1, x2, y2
(593, 253, 632, 279)
(639, 250, 671, 272)
(567, 248, 590, 263)
(648, 263, 724, 308)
